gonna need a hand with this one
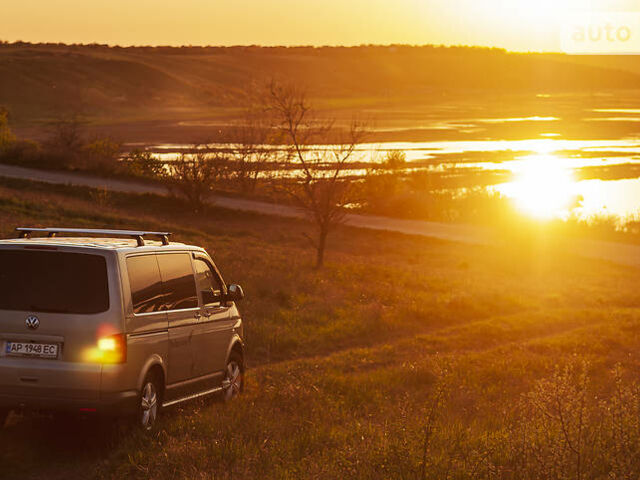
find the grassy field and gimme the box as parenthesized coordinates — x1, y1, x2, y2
(1, 178, 640, 479)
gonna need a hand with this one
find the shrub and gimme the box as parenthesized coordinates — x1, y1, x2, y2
(473, 362, 640, 480)
(163, 146, 230, 212)
(123, 149, 164, 178)
(82, 137, 123, 175)
(383, 150, 406, 170)
(0, 139, 42, 167)
(43, 116, 85, 169)
(0, 109, 15, 152)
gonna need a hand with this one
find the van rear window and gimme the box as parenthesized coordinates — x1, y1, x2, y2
(0, 250, 110, 314)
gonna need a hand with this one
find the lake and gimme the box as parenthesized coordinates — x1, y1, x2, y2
(128, 102, 640, 225)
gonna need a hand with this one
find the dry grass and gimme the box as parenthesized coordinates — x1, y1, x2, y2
(0, 178, 640, 479)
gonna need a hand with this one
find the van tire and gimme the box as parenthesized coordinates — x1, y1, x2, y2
(222, 351, 244, 402)
(138, 372, 161, 431)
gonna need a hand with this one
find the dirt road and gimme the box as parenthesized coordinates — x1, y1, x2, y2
(0, 163, 637, 267)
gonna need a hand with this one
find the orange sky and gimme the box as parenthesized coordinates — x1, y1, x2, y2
(2, 0, 634, 51)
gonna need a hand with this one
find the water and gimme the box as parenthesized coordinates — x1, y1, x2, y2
(128, 101, 640, 224)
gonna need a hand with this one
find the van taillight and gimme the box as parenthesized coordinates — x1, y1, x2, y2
(86, 334, 127, 364)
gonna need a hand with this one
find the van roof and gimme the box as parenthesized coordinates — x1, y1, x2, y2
(1, 227, 203, 253)
(0, 237, 195, 253)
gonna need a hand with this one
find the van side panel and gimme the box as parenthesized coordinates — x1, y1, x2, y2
(113, 252, 169, 399)
(100, 333, 168, 402)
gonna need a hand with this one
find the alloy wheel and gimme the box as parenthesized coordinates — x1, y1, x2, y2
(140, 380, 158, 430)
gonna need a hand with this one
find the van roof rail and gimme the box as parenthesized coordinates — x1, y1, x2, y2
(16, 227, 171, 247)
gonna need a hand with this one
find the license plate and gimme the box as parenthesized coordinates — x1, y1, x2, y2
(5, 341, 59, 359)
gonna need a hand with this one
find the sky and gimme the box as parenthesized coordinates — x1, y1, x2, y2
(2, 0, 638, 51)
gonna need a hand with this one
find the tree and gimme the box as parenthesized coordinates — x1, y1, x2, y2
(163, 145, 229, 212)
(223, 87, 285, 194)
(44, 115, 85, 168)
(227, 108, 277, 194)
(267, 82, 367, 268)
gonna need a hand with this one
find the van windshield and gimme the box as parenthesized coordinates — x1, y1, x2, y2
(0, 250, 110, 314)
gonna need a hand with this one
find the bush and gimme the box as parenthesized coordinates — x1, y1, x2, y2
(438, 362, 640, 480)
(163, 147, 230, 212)
(82, 137, 123, 175)
(123, 149, 164, 178)
(43, 117, 85, 169)
(0, 109, 15, 152)
(0, 139, 41, 167)
(383, 150, 406, 169)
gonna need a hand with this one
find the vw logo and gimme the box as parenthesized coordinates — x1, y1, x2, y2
(25, 316, 40, 330)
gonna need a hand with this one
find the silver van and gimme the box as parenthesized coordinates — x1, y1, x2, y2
(0, 227, 245, 430)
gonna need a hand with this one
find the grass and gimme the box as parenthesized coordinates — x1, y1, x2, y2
(4, 43, 640, 124)
(1, 178, 640, 479)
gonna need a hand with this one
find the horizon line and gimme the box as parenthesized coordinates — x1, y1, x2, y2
(0, 39, 564, 55)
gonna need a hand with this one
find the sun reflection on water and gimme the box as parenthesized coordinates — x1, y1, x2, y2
(496, 154, 578, 219)
(141, 138, 640, 224)
(495, 154, 640, 224)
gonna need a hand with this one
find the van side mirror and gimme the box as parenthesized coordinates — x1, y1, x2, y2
(226, 284, 244, 303)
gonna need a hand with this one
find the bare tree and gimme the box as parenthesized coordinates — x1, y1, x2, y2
(163, 145, 229, 212)
(44, 114, 85, 168)
(267, 82, 366, 268)
(227, 106, 278, 194)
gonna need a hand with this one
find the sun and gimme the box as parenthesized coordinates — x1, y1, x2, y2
(501, 154, 577, 219)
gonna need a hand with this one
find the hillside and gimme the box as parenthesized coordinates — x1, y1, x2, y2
(1, 178, 640, 479)
(2, 43, 640, 122)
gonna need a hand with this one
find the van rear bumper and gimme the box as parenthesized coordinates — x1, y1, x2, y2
(0, 389, 139, 416)
(0, 356, 139, 416)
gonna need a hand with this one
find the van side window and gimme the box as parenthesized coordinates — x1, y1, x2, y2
(157, 253, 198, 311)
(127, 255, 164, 314)
(194, 258, 223, 306)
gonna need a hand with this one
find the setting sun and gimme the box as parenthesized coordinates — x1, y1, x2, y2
(499, 155, 578, 219)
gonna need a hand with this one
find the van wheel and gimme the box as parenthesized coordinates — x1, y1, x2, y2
(138, 373, 161, 431)
(0, 408, 9, 428)
(222, 352, 244, 402)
